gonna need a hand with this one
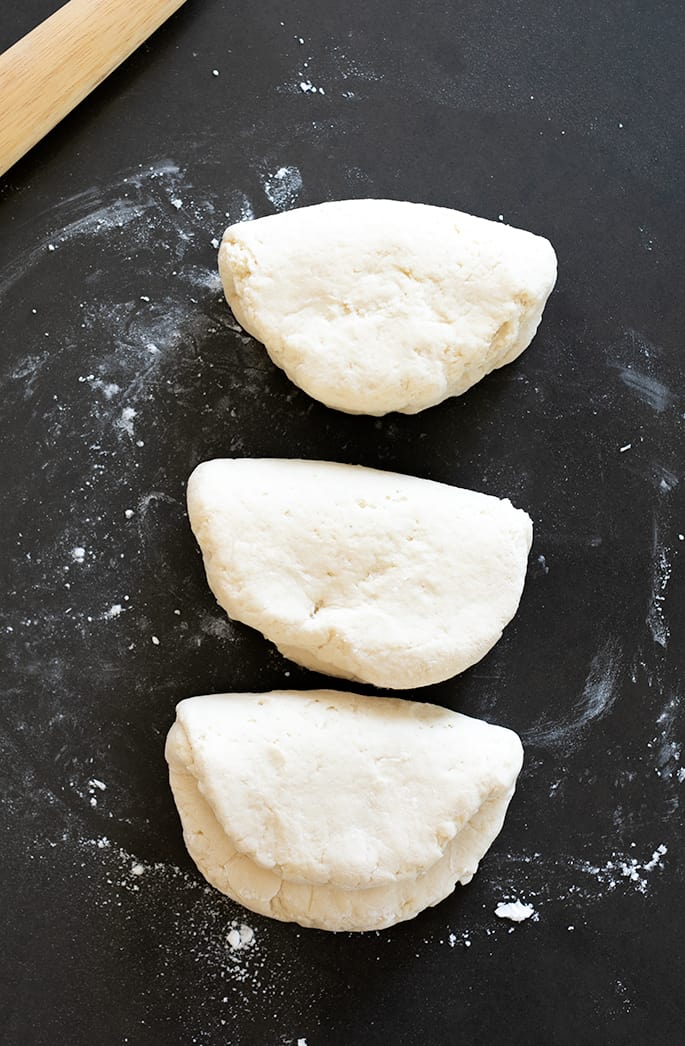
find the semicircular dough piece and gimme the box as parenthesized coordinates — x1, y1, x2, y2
(187, 458, 533, 689)
(218, 199, 557, 416)
(165, 690, 524, 932)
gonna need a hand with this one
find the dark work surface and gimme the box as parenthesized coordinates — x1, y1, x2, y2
(1, 1, 684, 1044)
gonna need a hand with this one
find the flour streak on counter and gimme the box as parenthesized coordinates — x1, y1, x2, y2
(524, 637, 622, 748)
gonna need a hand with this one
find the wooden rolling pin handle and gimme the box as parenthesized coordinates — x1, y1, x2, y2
(0, 0, 188, 178)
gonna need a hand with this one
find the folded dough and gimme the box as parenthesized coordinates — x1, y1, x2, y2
(187, 458, 533, 689)
(166, 690, 524, 932)
(218, 199, 557, 415)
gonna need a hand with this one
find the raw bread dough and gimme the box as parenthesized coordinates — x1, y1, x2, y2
(218, 199, 557, 416)
(187, 458, 533, 689)
(165, 690, 524, 932)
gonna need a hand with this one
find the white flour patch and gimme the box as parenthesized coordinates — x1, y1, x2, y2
(652, 695, 682, 779)
(299, 79, 325, 95)
(616, 366, 674, 413)
(263, 166, 303, 211)
(87, 378, 121, 399)
(494, 900, 536, 922)
(184, 266, 224, 293)
(116, 406, 137, 437)
(525, 637, 622, 747)
(227, 924, 256, 950)
(647, 520, 671, 648)
(652, 463, 679, 494)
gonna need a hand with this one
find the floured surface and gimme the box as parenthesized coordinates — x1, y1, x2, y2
(187, 459, 532, 688)
(219, 199, 556, 415)
(1, 147, 682, 1045)
(1, 1, 683, 1038)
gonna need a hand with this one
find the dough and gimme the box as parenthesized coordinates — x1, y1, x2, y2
(165, 690, 524, 931)
(218, 199, 557, 416)
(187, 458, 533, 689)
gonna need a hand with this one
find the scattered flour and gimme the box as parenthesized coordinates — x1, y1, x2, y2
(299, 80, 325, 95)
(647, 525, 671, 648)
(263, 165, 303, 211)
(117, 406, 137, 437)
(525, 637, 621, 747)
(577, 844, 668, 895)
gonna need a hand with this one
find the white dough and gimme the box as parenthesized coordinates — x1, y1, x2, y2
(187, 458, 533, 689)
(165, 690, 524, 931)
(218, 199, 557, 415)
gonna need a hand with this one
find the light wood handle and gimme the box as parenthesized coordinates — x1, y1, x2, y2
(0, 0, 189, 177)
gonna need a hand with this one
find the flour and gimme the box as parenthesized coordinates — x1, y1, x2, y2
(263, 165, 303, 211)
(277, 39, 380, 100)
(117, 406, 137, 437)
(227, 924, 255, 950)
(653, 696, 682, 779)
(646, 523, 671, 648)
(494, 900, 536, 922)
(579, 844, 668, 894)
(88, 378, 120, 399)
(525, 637, 622, 747)
(46, 834, 293, 1001)
(616, 366, 674, 413)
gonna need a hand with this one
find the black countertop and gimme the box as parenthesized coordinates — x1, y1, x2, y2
(1, 2, 683, 1043)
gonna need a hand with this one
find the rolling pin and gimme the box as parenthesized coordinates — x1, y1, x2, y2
(0, 0, 189, 178)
